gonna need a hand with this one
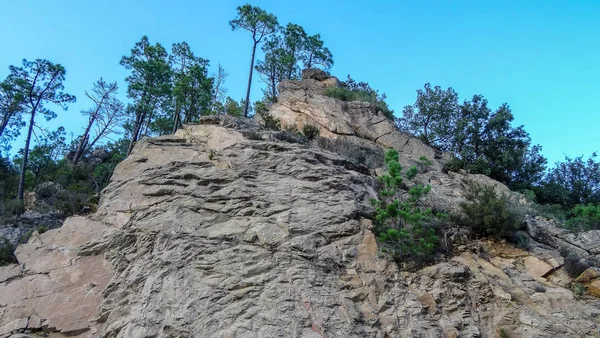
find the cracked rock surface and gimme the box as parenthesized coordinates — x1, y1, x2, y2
(1, 73, 600, 337)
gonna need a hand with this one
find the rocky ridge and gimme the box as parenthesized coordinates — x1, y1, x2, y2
(1, 70, 600, 337)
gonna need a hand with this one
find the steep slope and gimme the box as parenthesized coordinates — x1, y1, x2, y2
(1, 72, 600, 338)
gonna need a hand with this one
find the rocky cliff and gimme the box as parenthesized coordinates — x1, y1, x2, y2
(1, 70, 600, 338)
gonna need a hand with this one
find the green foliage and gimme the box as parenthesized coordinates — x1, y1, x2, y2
(533, 203, 568, 223)
(254, 100, 280, 130)
(272, 130, 305, 144)
(571, 282, 586, 297)
(245, 131, 263, 140)
(169, 42, 214, 132)
(0, 198, 24, 224)
(512, 231, 531, 250)
(7, 59, 76, 200)
(458, 182, 524, 239)
(535, 153, 600, 208)
(230, 4, 279, 117)
(400, 85, 547, 190)
(0, 77, 26, 151)
(224, 97, 244, 117)
(323, 76, 394, 120)
(370, 148, 441, 269)
(499, 328, 510, 338)
(256, 21, 333, 101)
(0, 236, 16, 266)
(566, 204, 600, 231)
(120, 36, 172, 152)
(398, 83, 459, 151)
(559, 246, 591, 278)
(301, 124, 320, 140)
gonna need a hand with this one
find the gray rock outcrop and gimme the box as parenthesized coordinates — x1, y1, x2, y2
(1, 73, 600, 338)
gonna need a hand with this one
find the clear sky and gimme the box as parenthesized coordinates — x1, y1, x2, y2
(0, 0, 598, 165)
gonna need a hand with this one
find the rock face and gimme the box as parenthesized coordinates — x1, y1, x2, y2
(1, 73, 600, 337)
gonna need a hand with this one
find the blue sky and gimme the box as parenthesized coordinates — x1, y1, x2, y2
(0, 0, 598, 165)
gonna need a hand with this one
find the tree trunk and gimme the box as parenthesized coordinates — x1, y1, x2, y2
(17, 109, 37, 201)
(243, 42, 258, 117)
(73, 117, 95, 164)
(127, 110, 145, 156)
(172, 108, 181, 134)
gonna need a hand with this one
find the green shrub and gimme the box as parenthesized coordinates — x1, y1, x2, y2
(19, 230, 34, 244)
(560, 246, 591, 278)
(442, 157, 464, 173)
(566, 204, 600, 231)
(314, 138, 384, 169)
(512, 230, 531, 250)
(245, 131, 263, 140)
(272, 130, 306, 144)
(0, 236, 16, 266)
(263, 115, 281, 130)
(0, 199, 24, 223)
(54, 184, 94, 217)
(323, 78, 395, 121)
(458, 182, 523, 239)
(571, 282, 586, 297)
(533, 203, 568, 223)
(371, 148, 443, 269)
(302, 124, 320, 140)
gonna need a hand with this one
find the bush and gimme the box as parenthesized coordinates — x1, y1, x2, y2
(314, 138, 384, 169)
(442, 157, 464, 173)
(263, 115, 281, 131)
(560, 246, 591, 278)
(244, 131, 264, 140)
(512, 230, 531, 250)
(323, 75, 395, 120)
(302, 124, 320, 140)
(371, 149, 444, 269)
(533, 203, 568, 223)
(566, 204, 600, 232)
(54, 184, 95, 217)
(0, 199, 24, 223)
(0, 236, 16, 266)
(571, 282, 586, 297)
(458, 182, 524, 239)
(272, 130, 306, 144)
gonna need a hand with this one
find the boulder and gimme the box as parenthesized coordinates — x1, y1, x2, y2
(301, 68, 331, 81)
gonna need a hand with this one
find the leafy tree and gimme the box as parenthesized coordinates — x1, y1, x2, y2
(13, 127, 67, 189)
(566, 204, 600, 232)
(223, 97, 244, 117)
(370, 148, 441, 268)
(0, 78, 25, 148)
(72, 78, 124, 164)
(402, 86, 547, 190)
(120, 36, 172, 155)
(7, 59, 76, 200)
(211, 64, 229, 113)
(300, 33, 333, 70)
(230, 4, 278, 117)
(281, 23, 307, 79)
(0, 156, 19, 202)
(536, 153, 600, 208)
(255, 35, 294, 102)
(169, 42, 214, 133)
(398, 83, 459, 151)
